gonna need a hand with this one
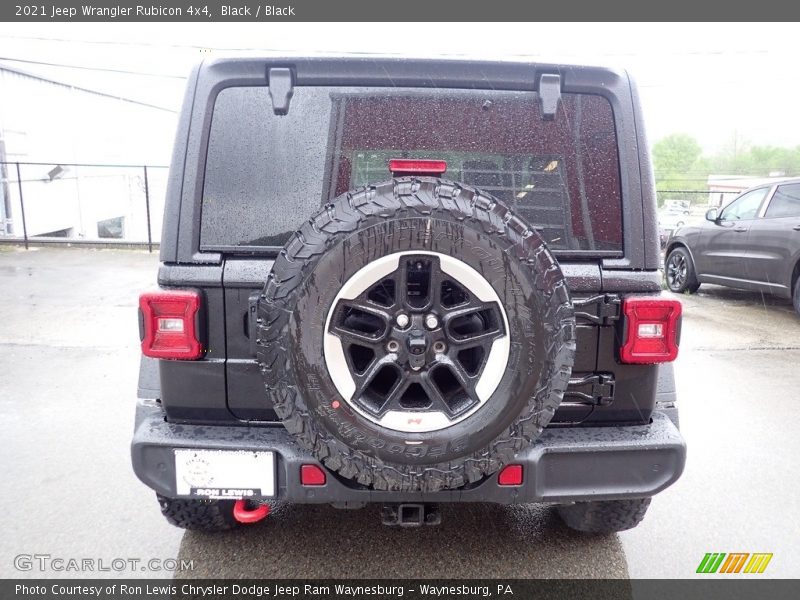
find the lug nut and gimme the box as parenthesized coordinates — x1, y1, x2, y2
(395, 313, 409, 328)
(433, 341, 447, 354)
(424, 314, 439, 330)
(387, 340, 400, 353)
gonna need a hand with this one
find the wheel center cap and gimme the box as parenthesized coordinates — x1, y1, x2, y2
(405, 328, 428, 370)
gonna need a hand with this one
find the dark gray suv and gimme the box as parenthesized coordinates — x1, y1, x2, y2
(665, 179, 800, 315)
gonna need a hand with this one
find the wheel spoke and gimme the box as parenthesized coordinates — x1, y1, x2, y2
(444, 301, 505, 348)
(330, 299, 392, 346)
(330, 324, 386, 349)
(449, 360, 478, 399)
(448, 298, 503, 317)
(449, 328, 504, 348)
(379, 382, 408, 415)
(449, 291, 492, 312)
(418, 376, 456, 416)
(352, 356, 387, 397)
(429, 261, 446, 307)
(373, 278, 398, 308)
(352, 356, 400, 412)
(376, 375, 424, 416)
(434, 355, 481, 408)
(401, 256, 436, 310)
(339, 298, 393, 322)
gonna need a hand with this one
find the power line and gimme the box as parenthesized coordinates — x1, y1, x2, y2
(0, 60, 178, 112)
(0, 32, 263, 51)
(654, 172, 800, 175)
(0, 33, 207, 50)
(0, 56, 186, 79)
(0, 32, 782, 57)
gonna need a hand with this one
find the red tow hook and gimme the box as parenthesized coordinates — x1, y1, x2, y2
(232, 499, 270, 524)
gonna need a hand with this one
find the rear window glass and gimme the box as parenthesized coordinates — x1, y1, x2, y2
(201, 86, 622, 252)
(765, 184, 800, 218)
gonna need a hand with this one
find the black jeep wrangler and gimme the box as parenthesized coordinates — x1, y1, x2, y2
(133, 57, 686, 533)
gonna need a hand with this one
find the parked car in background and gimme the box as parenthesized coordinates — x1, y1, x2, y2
(659, 223, 671, 249)
(663, 199, 691, 215)
(659, 209, 689, 230)
(665, 179, 800, 315)
(658, 207, 691, 248)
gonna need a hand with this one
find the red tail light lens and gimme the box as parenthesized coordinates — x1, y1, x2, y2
(389, 159, 447, 176)
(498, 464, 524, 486)
(300, 464, 327, 486)
(139, 290, 203, 360)
(620, 297, 682, 364)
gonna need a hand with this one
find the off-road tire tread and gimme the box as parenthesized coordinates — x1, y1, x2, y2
(556, 497, 652, 533)
(157, 494, 238, 532)
(256, 177, 575, 492)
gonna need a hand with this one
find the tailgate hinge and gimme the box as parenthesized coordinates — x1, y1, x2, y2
(573, 294, 621, 326)
(538, 73, 562, 120)
(565, 373, 615, 406)
(247, 292, 261, 356)
(267, 67, 295, 116)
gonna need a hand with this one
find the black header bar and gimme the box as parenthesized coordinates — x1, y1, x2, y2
(3, 1, 800, 22)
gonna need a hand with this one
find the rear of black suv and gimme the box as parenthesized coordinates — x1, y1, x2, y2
(132, 57, 685, 533)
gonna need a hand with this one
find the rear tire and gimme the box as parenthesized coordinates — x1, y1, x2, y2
(556, 497, 651, 533)
(157, 494, 238, 532)
(665, 247, 700, 294)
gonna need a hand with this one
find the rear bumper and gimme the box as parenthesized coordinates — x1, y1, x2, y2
(131, 400, 685, 504)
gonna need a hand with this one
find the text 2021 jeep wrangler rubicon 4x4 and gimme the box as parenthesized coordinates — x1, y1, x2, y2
(132, 57, 686, 533)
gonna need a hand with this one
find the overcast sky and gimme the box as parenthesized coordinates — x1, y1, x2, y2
(0, 22, 797, 153)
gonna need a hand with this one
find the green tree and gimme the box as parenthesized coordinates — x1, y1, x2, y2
(710, 140, 800, 176)
(652, 132, 800, 208)
(653, 133, 703, 174)
(651, 134, 707, 206)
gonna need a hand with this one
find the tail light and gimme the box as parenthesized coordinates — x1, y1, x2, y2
(498, 464, 524, 486)
(389, 159, 447, 177)
(139, 290, 203, 360)
(300, 464, 327, 486)
(620, 297, 682, 364)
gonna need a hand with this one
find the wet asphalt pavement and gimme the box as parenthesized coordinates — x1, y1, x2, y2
(0, 246, 798, 579)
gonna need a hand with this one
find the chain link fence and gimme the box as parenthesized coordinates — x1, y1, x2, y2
(0, 161, 168, 252)
(0, 161, 748, 253)
(656, 188, 740, 208)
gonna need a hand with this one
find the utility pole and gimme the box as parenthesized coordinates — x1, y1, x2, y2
(0, 136, 12, 235)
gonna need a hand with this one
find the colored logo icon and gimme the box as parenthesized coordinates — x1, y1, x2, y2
(697, 553, 773, 574)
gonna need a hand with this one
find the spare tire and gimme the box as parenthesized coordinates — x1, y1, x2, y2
(257, 178, 575, 492)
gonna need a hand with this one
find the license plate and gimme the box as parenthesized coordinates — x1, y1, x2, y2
(174, 449, 275, 499)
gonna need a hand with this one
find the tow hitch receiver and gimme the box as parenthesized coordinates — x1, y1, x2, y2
(232, 499, 270, 524)
(381, 503, 441, 527)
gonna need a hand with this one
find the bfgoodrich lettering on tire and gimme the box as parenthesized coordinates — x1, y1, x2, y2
(257, 178, 576, 492)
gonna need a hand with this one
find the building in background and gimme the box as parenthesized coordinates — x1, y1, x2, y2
(0, 63, 176, 241)
(706, 175, 792, 208)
